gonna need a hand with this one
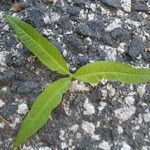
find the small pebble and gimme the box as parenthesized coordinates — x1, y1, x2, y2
(10, 2, 23, 12)
(17, 103, 28, 115)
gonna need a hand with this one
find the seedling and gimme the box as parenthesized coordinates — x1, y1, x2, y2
(6, 15, 150, 149)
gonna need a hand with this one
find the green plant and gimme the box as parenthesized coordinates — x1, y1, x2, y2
(6, 14, 150, 149)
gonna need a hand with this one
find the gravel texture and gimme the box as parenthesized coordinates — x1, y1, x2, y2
(0, 0, 150, 150)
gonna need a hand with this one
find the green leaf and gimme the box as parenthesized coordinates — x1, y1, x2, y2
(6, 15, 69, 75)
(74, 61, 150, 84)
(14, 78, 71, 148)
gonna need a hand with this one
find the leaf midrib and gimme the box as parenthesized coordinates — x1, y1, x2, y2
(14, 79, 70, 147)
(15, 81, 69, 145)
(75, 71, 150, 78)
(8, 17, 68, 74)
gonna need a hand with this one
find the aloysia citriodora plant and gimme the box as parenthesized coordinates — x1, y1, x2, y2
(6, 15, 150, 149)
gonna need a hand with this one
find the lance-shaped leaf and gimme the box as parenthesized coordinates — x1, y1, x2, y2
(74, 61, 150, 84)
(6, 15, 69, 75)
(14, 78, 71, 148)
